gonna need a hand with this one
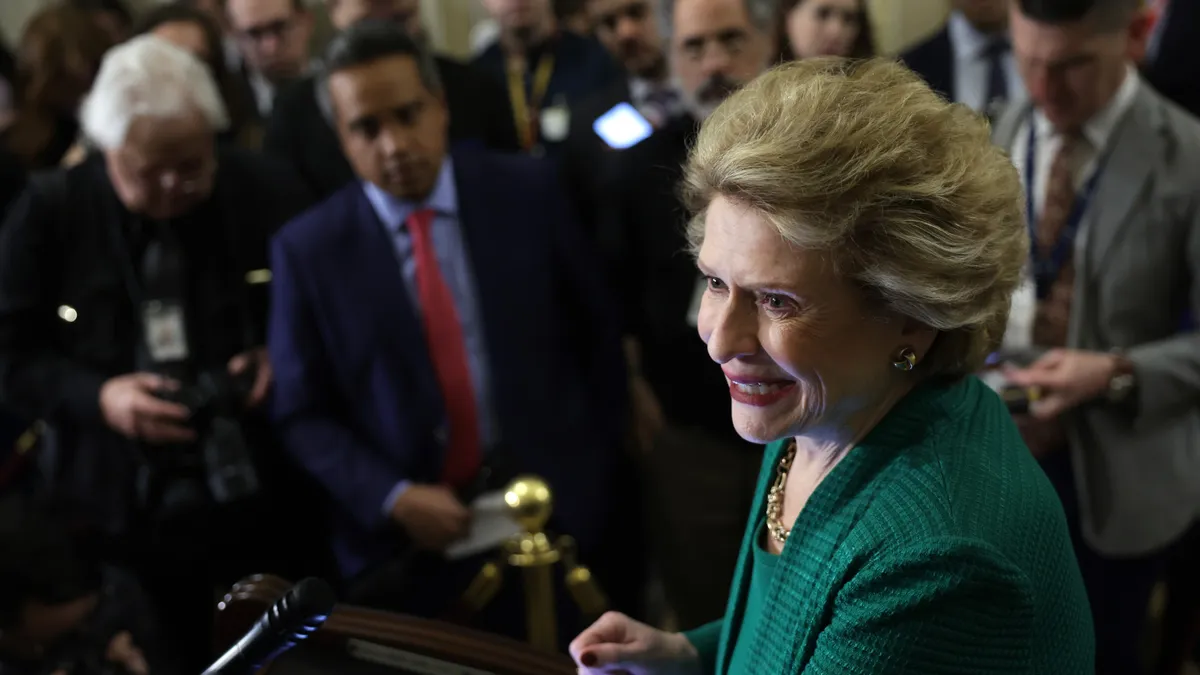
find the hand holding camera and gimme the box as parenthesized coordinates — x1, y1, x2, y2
(99, 373, 195, 444)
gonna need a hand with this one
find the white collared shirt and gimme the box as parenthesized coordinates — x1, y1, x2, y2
(629, 76, 684, 125)
(948, 12, 1023, 114)
(1010, 65, 1140, 217)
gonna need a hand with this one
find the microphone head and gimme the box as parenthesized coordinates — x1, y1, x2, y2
(273, 577, 337, 641)
(202, 578, 338, 675)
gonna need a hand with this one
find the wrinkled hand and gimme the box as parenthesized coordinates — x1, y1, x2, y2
(228, 347, 272, 409)
(570, 612, 701, 675)
(1005, 349, 1119, 419)
(106, 631, 149, 675)
(630, 375, 665, 453)
(390, 485, 471, 552)
(100, 373, 195, 444)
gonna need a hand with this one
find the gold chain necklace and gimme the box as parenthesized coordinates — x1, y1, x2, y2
(765, 440, 798, 544)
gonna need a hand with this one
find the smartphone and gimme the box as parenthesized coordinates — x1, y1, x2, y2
(592, 102, 654, 150)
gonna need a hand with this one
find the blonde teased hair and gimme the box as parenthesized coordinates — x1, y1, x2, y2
(683, 58, 1028, 378)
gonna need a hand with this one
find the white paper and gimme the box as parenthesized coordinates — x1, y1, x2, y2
(445, 490, 523, 561)
(1003, 270, 1037, 351)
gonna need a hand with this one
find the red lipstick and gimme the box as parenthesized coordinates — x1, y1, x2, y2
(723, 371, 797, 407)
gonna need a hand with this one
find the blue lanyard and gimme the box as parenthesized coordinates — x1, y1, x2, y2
(1025, 121, 1105, 300)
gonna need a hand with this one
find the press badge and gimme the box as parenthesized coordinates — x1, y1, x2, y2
(686, 276, 707, 328)
(540, 105, 570, 143)
(143, 300, 190, 362)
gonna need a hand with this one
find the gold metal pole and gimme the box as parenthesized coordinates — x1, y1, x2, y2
(504, 477, 562, 651)
(561, 535, 609, 620)
(521, 563, 557, 650)
(457, 476, 613, 650)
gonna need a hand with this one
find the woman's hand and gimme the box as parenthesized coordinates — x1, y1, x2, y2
(569, 612, 702, 675)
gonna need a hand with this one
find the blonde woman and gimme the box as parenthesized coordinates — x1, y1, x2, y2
(570, 58, 1095, 674)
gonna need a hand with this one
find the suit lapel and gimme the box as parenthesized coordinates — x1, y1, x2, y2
(931, 29, 955, 101)
(1081, 88, 1163, 278)
(349, 190, 441, 400)
(991, 99, 1029, 152)
(447, 147, 505, 387)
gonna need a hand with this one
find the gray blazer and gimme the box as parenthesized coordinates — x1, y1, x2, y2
(992, 78, 1200, 556)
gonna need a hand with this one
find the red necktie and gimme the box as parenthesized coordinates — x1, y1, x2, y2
(407, 208, 481, 488)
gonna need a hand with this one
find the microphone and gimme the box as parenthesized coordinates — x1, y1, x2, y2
(201, 577, 337, 675)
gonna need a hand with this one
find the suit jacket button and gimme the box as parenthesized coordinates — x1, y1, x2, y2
(434, 425, 448, 445)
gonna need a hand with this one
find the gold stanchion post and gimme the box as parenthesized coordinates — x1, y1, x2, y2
(457, 475, 610, 651)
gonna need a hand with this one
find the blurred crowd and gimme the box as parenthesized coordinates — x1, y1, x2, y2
(0, 0, 1196, 673)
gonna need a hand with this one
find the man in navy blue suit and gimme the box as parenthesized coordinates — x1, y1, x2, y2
(900, 0, 1022, 118)
(267, 20, 634, 638)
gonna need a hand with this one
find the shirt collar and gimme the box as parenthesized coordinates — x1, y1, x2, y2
(1033, 64, 1140, 151)
(629, 77, 650, 105)
(948, 11, 1007, 60)
(363, 156, 458, 234)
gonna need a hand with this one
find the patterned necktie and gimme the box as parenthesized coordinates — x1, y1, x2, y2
(1032, 131, 1084, 348)
(407, 208, 481, 488)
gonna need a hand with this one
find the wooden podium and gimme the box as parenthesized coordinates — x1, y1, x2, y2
(214, 575, 576, 675)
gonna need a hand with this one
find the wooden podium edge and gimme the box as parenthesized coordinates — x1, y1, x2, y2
(214, 574, 577, 675)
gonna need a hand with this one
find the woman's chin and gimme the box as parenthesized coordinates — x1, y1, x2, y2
(730, 408, 794, 445)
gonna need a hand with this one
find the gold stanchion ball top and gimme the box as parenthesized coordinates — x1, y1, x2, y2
(504, 476, 553, 532)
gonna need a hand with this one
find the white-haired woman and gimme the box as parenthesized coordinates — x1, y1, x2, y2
(0, 34, 317, 672)
(570, 58, 1095, 674)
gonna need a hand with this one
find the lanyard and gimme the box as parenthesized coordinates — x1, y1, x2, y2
(1024, 120, 1106, 300)
(507, 52, 555, 151)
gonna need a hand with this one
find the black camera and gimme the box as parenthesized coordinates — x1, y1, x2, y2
(162, 367, 254, 430)
(141, 366, 261, 515)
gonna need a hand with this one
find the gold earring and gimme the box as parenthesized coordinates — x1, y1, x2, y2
(892, 347, 917, 372)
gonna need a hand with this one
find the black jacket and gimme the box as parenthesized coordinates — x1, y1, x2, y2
(0, 148, 311, 532)
(899, 27, 954, 102)
(561, 78, 632, 240)
(0, 148, 25, 221)
(601, 115, 741, 441)
(1143, 0, 1200, 118)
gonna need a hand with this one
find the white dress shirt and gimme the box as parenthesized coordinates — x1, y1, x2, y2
(1010, 65, 1140, 216)
(629, 76, 684, 126)
(948, 12, 1024, 114)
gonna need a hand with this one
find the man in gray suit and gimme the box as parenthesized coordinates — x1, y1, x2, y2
(999, 0, 1200, 672)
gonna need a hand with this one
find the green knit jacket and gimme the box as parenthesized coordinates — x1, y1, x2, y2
(684, 376, 1095, 674)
